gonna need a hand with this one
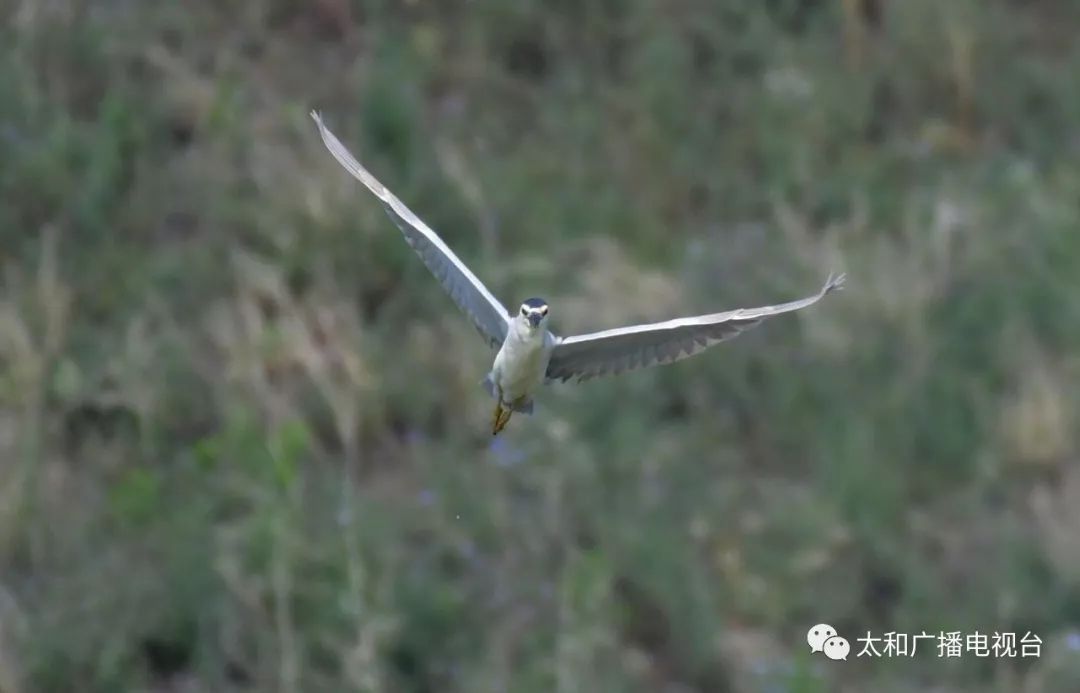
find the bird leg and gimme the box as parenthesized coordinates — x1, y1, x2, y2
(491, 383, 513, 435)
(492, 402, 513, 435)
(492, 400, 505, 435)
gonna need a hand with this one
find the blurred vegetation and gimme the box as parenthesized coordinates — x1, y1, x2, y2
(2, 0, 1080, 691)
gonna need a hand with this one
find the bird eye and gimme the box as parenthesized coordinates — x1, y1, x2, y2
(540, 306, 548, 316)
(521, 307, 528, 316)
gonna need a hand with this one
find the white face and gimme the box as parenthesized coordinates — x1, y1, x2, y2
(519, 303, 549, 329)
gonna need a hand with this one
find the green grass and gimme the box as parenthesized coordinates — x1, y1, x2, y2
(1, 1, 1079, 691)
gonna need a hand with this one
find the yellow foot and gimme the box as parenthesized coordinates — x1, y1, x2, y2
(492, 402, 513, 435)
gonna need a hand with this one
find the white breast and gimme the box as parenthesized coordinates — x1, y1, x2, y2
(493, 332, 552, 401)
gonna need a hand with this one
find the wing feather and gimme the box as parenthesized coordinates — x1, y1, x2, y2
(311, 111, 511, 349)
(545, 273, 844, 383)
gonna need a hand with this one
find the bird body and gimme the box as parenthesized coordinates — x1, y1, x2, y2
(492, 317, 553, 405)
(485, 303, 557, 431)
(311, 111, 846, 435)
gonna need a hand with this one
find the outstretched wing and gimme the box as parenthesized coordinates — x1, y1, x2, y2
(312, 111, 511, 349)
(545, 273, 845, 383)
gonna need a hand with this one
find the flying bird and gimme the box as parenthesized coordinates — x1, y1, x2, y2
(311, 111, 845, 435)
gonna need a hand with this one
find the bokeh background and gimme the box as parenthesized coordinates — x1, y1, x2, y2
(2, 1, 1080, 691)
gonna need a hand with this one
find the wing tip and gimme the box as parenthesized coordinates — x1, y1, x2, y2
(310, 109, 333, 143)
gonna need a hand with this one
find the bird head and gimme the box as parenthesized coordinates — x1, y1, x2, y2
(518, 298, 549, 330)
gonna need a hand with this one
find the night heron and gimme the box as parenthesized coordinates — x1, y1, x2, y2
(311, 112, 845, 435)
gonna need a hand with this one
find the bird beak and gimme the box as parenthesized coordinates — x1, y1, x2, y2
(527, 313, 542, 327)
